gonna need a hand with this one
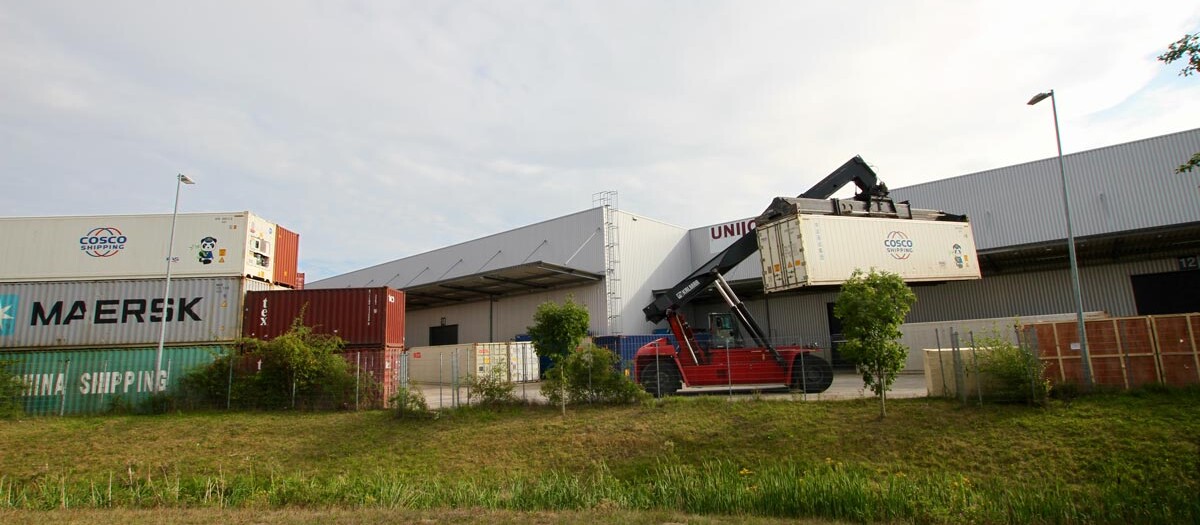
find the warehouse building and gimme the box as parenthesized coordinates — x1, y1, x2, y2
(311, 129, 1200, 366)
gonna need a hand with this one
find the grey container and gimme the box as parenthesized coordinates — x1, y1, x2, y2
(0, 277, 271, 349)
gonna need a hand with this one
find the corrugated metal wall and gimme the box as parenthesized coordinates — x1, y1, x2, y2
(613, 211, 692, 335)
(402, 282, 606, 347)
(889, 129, 1200, 250)
(688, 257, 1178, 362)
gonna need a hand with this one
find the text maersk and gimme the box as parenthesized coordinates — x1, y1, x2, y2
(27, 297, 203, 326)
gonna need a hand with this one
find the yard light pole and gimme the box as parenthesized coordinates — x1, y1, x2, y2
(154, 173, 195, 393)
(1027, 90, 1092, 386)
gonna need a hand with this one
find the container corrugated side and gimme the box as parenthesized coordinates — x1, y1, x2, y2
(242, 287, 404, 347)
(0, 212, 262, 282)
(273, 226, 301, 289)
(337, 345, 402, 408)
(4, 345, 225, 415)
(0, 277, 257, 349)
(758, 214, 981, 292)
(405, 342, 532, 385)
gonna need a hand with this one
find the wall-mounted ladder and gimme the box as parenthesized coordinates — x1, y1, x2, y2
(593, 191, 622, 335)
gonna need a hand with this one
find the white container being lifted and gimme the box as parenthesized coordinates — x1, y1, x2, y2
(0, 211, 291, 284)
(756, 214, 981, 292)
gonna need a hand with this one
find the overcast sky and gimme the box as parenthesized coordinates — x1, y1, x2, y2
(3, 1, 1199, 281)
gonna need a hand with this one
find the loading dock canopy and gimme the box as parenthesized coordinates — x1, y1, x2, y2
(402, 261, 603, 310)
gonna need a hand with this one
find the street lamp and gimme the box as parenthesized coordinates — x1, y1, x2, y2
(1027, 89, 1092, 386)
(154, 173, 195, 393)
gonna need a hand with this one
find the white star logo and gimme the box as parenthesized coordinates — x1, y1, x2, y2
(0, 303, 12, 323)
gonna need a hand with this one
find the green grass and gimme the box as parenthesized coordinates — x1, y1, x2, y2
(1, 391, 1198, 524)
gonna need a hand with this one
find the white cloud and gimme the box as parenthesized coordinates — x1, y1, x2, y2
(1, 1, 1198, 280)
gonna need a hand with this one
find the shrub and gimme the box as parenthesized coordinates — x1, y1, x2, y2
(0, 358, 28, 418)
(468, 369, 519, 407)
(390, 387, 431, 419)
(540, 345, 649, 406)
(976, 334, 1050, 405)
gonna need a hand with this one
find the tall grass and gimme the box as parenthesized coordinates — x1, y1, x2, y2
(2, 458, 1195, 524)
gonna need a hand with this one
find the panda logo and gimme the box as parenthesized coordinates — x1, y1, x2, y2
(198, 236, 218, 265)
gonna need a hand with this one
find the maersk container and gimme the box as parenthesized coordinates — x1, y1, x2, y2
(4, 345, 225, 415)
(242, 287, 405, 348)
(273, 226, 301, 289)
(405, 342, 539, 385)
(756, 214, 981, 292)
(0, 211, 296, 284)
(0, 277, 269, 349)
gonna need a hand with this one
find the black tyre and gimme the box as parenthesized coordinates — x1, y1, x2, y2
(639, 360, 682, 397)
(791, 354, 833, 393)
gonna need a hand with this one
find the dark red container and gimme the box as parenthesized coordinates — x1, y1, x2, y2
(338, 345, 403, 408)
(242, 287, 405, 348)
(274, 226, 301, 289)
(295, 272, 305, 290)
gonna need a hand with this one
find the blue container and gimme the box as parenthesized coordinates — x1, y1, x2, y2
(593, 334, 676, 373)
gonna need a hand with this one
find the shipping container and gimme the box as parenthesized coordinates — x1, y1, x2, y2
(756, 214, 981, 292)
(242, 287, 405, 348)
(0, 211, 296, 284)
(0, 277, 270, 349)
(593, 334, 677, 373)
(337, 345, 403, 408)
(3, 345, 225, 415)
(405, 342, 539, 385)
(296, 273, 306, 289)
(273, 226, 301, 289)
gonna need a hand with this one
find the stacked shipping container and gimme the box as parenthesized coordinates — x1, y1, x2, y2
(240, 287, 406, 406)
(0, 211, 301, 414)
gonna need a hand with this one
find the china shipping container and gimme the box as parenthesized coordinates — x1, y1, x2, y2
(242, 287, 405, 348)
(405, 342, 539, 385)
(0, 277, 271, 349)
(3, 344, 225, 415)
(756, 214, 981, 292)
(273, 226, 301, 289)
(0, 211, 297, 285)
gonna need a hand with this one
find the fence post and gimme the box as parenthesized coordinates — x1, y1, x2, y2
(935, 329, 948, 398)
(439, 353, 444, 410)
(60, 358, 71, 417)
(355, 351, 361, 411)
(226, 349, 235, 410)
(969, 331, 982, 405)
(951, 329, 966, 405)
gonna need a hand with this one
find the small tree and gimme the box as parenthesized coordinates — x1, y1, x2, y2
(1159, 33, 1200, 173)
(834, 269, 916, 419)
(527, 296, 590, 415)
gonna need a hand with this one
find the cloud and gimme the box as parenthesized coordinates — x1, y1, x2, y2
(1, 1, 1198, 280)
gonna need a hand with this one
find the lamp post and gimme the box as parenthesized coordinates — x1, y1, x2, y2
(154, 173, 195, 393)
(1027, 90, 1092, 386)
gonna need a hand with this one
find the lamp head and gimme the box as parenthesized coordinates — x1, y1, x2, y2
(1027, 91, 1052, 106)
(178, 174, 195, 185)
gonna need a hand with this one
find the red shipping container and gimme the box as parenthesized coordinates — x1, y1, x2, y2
(274, 226, 301, 289)
(242, 287, 405, 348)
(340, 346, 404, 408)
(296, 272, 305, 290)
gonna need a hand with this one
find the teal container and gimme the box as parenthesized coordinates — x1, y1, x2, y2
(2, 345, 227, 415)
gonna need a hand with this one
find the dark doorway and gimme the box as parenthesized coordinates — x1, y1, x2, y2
(826, 302, 853, 369)
(429, 324, 459, 346)
(1131, 271, 1200, 315)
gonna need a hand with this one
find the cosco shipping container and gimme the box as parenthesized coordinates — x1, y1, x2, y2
(4, 345, 225, 415)
(756, 214, 981, 292)
(242, 287, 405, 348)
(0, 211, 299, 286)
(0, 277, 270, 349)
(406, 342, 539, 385)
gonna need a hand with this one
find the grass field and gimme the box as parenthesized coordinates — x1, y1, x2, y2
(1, 390, 1198, 524)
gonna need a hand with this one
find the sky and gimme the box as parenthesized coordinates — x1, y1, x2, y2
(2, 1, 1199, 282)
